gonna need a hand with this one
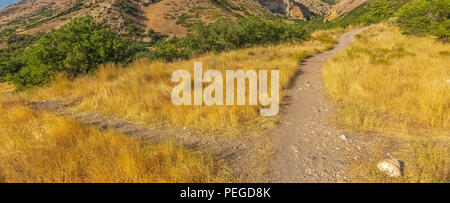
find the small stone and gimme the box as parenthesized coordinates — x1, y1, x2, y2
(377, 159, 403, 177)
(339, 134, 348, 141)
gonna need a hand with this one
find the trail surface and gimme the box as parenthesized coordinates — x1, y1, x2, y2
(267, 27, 373, 182)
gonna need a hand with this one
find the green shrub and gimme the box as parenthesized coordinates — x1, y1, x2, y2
(148, 16, 309, 61)
(10, 16, 145, 88)
(0, 28, 15, 38)
(430, 19, 450, 38)
(362, 0, 396, 23)
(397, 0, 450, 38)
(114, 0, 138, 16)
(0, 57, 25, 82)
(146, 29, 168, 43)
(0, 33, 42, 82)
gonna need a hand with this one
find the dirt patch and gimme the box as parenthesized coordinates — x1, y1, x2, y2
(142, 0, 191, 38)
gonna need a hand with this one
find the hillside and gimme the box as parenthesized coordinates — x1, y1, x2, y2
(0, 0, 147, 36)
(0, 0, 372, 38)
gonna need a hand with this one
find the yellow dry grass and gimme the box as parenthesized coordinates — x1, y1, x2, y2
(322, 24, 450, 183)
(323, 24, 449, 132)
(0, 96, 228, 183)
(20, 28, 345, 137)
(0, 83, 14, 94)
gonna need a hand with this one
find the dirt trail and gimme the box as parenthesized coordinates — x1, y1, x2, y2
(267, 27, 373, 182)
(27, 99, 262, 181)
(26, 99, 247, 161)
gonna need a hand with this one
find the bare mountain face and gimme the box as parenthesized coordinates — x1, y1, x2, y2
(258, 0, 329, 20)
(0, 0, 371, 37)
(326, 0, 371, 21)
(258, 0, 372, 20)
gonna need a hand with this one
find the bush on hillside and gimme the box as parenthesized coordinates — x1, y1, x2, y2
(147, 17, 309, 61)
(397, 0, 450, 38)
(10, 16, 145, 88)
(362, 0, 397, 24)
(0, 33, 42, 82)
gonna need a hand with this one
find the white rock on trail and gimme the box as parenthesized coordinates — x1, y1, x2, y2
(377, 159, 403, 177)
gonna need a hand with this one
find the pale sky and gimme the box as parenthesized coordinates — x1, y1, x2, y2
(0, 0, 19, 9)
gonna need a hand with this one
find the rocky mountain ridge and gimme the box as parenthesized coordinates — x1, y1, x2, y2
(0, 0, 372, 37)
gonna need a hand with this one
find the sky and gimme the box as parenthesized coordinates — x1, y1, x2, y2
(0, 0, 19, 9)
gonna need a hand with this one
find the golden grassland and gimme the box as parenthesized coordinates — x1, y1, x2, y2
(0, 28, 344, 182)
(0, 96, 229, 183)
(323, 24, 449, 183)
(19, 28, 345, 137)
(323, 24, 449, 132)
(0, 83, 14, 94)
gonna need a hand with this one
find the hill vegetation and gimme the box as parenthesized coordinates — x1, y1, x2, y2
(11, 16, 146, 89)
(397, 0, 449, 39)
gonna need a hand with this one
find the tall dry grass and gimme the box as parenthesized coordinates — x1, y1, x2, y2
(20, 28, 345, 137)
(0, 96, 228, 183)
(322, 24, 450, 183)
(323, 24, 449, 132)
(0, 83, 14, 94)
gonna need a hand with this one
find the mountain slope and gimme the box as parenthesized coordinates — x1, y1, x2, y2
(326, 0, 371, 21)
(0, 0, 146, 35)
(142, 0, 276, 37)
(0, 0, 372, 38)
